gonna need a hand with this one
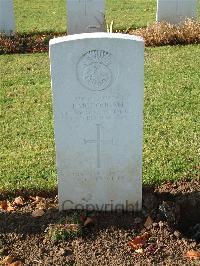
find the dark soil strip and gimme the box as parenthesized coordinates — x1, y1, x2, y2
(0, 20, 200, 55)
(0, 177, 200, 265)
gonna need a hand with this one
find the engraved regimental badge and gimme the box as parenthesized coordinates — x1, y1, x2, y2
(77, 50, 117, 91)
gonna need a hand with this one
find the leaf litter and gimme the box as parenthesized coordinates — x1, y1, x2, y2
(0, 20, 199, 54)
(0, 177, 199, 265)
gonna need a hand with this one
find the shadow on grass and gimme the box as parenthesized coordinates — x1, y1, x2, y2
(0, 30, 68, 40)
(0, 31, 66, 55)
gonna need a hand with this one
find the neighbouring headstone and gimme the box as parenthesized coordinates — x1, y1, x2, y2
(67, 0, 105, 34)
(156, 0, 197, 24)
(49, 33, 144, 211)
(0, 0, 15, 36)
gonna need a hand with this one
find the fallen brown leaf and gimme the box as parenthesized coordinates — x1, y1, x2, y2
(84, 217, 95, 227)
(0, 200, 8, 211)
(7, 203, 15, 212)
(30, 196, 44, 205)
(134, 248, 144, 254)
(10, 261, 23, 266)
(80, 213, 87, 223)
(146, 243, 157, 255)
(186, 250, 200, 260)
(31, 209, 45, 217)
(0, 200, 8, 210)
(64, 224, 79, 231)
(36, 199, 49, 210)
(29, 196, 36, 201)
(144, 216, 153, 228)
(13, 196, 24, 206)
(128, 232, 149, 251)
(0, 200, 15, 212)
(0, 255, 14, 264)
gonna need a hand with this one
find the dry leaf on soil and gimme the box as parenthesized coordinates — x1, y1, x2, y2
(0, 255, 14, 265)
(31, 209, 45, 217)
(80, 213, 87, 223)
(144, 216, 153, 228)
(30, 196, 45, 205)
(7, 202, 15, 212)
(134, 248, 144, 254)
(64, 224, 79, 231)
(0, 200, 15, 212)
(84, 217, 95, 227)
(10, 261, 23, 266)
(30, 196, 49, 210)
(145, 243, 158, 255)
(128, 232, 150, 251)
(186, 250, 200, 260)
(0, 200, 8, 210)
(13, 196, 24, 206)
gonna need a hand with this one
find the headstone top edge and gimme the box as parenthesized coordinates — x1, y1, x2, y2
(49, 33, 144, 46)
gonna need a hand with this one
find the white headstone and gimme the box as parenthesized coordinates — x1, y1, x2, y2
(156, 0, 197, 24)
(67, 0, 105, 34)
(49, 33, 144, 212)
(0, 0, 15, 36)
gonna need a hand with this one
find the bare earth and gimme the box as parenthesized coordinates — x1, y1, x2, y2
(0, 177, 200, 266)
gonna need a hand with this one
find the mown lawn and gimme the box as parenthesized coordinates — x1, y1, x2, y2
(14, 0, 200, 33)
(1, 45, 199, 192)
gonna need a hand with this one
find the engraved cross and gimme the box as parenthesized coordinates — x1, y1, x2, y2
(84, 124, 114, 169)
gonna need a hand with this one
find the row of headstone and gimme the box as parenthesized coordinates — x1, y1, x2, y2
(0, 0, 198, 211)
(68, 0, 198, 35)
(0, 0, 15, 36)
(0, 0, 105, 36)
(50, 0, 198, 211)
(0, 0, 198, 36)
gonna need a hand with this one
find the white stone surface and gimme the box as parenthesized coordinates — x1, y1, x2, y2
(49, 33, 144, 211)
(0, 0, 15, 36)
(67, 0, 105, 34)
(156, 0, 197, 24)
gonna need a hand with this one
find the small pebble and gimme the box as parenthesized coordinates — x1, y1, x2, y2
(182, 239, 188, 246)
(158, 221, 164, 228)
(134, 217, 142, 224)
(174, 231, 181, 238)
(190, 242, 197, 248)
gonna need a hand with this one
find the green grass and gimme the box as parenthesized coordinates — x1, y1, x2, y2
(14, 0, 200, 33)
(0, 54, 56, 191)
(144, 45, 200, 183)
(14, 0, 67, 33)
(0, 45, 199, 191)
(106, 0, 156, 29)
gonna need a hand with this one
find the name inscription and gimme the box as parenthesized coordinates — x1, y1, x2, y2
(68, 95, 131, 121)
